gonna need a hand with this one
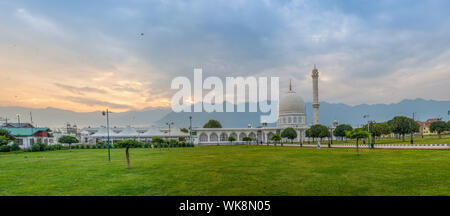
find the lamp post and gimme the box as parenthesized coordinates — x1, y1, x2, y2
(410, 112, 415, 144)
(166, 121, 174, 149)
(16, 114, 20, 126)
(328, 127, 332, 148)
(102, 109, 112, 161)
(363, 114, 370, 147)
(189, 116, 193, 146)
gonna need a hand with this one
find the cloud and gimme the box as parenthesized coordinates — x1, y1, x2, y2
(0, 0, 449, 112)
(54, 83, 107, 95)
(63, 96, 134, 110)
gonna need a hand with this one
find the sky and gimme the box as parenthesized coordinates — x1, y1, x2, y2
(1, 0, 449, 112)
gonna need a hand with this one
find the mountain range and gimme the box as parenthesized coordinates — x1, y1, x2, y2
(0, 98, 448, 129)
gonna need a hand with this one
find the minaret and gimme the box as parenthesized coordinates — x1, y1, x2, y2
(311, 65, 320, 125)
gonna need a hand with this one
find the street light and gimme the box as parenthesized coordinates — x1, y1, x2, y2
(363, 114, 371, 148)
(102, 109, 113, 161)
(16, 114, 20, 125)
(410, 112, 415, 144)
(166, 121, 174, 149)
(189, 116, 193, 146)
(328, 126, 332, 148)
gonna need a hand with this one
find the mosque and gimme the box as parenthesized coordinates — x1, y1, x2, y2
(193, 66, 320, 145)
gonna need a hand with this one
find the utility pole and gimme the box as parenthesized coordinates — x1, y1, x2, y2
(102, 109, 112, 161)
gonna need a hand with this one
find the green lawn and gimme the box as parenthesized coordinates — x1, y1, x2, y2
(0, 146, 449, 196)
(300, 134, 450, 145)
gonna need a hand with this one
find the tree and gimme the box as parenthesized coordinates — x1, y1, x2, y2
(305, 128, 311, 144)
(387, 116, 419, 141)
(333, 124, 352, 140)
(0, 136, 10, 146)
(430, 121, 448, 139)
(180, 128, 189, 133)
(281, 128, 297, 144)
(0, 128, 15, 141)
(151, 136, 164, 152)
(203, 120, 222, 128)
(345, 129, 370, 155)
(116, 139, 143, 169)
(228, 136, 236, 144)
(270, 134, 282, 146)
(310, 124, 330, 142)
(242, 136, 252, 145)
(362, 122, 391, 145)
(58, 136, 78, 151)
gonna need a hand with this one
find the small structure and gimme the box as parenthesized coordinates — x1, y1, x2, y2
(0, 127, 53, 149)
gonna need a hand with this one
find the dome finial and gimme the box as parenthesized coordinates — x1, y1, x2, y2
(289, 79, 292, 91)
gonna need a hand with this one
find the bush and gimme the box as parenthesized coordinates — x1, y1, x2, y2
(0, 145, 11, 152)
(45, 145, 54, 151)
(80, 145, 85, 149)
(144, 143, 150, 148)
(54, 144, 63, 150)
(10, 143, 21, 151)
(31, 144, 41, 152)
(39, 144, 46, 151)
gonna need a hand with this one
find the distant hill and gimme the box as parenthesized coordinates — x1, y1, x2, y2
(0, 99, 448, 128)
(0, 106, 171, 128)
(158, 99, 450, 128)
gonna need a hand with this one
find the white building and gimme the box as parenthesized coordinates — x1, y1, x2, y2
(193, 80, 308, 145)
(88, 126, 189, 145)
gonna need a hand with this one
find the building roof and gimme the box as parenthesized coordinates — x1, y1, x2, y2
(279, 88, 305, 115)
(1, 123, 34, 128)
(0, 127, 49, 137)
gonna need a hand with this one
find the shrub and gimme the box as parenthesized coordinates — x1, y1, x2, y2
(45, 145, 54, 151)
(31, 144, 41, 152)
(54, 144, 63, 150)
(39, 144, 46, 151)
(0, 145, 11, 152)
(144, 143, 150, 148)
(80, 145, 85, 149)
(10, 143, 21, 151)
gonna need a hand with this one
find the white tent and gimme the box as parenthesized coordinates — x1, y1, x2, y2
(113, 126, 139, 138)
(140, 127, 166, 137)
(91, 127, 118, 138)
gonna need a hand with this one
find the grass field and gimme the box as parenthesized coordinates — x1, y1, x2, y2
(1, 146, 449, 196)
(298, 134, 450, 145)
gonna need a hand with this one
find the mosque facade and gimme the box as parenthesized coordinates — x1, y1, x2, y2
(193, 66, 320, 145)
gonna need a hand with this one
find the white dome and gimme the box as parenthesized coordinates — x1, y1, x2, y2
(279, 90, 305, 114)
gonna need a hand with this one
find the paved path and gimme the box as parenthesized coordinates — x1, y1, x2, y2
(199, 143, 450, 150)
(269, 144, 450, 150)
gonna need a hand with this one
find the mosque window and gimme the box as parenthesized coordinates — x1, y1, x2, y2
(288, 117, 292, 123)
(199, 133, 208, 142)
